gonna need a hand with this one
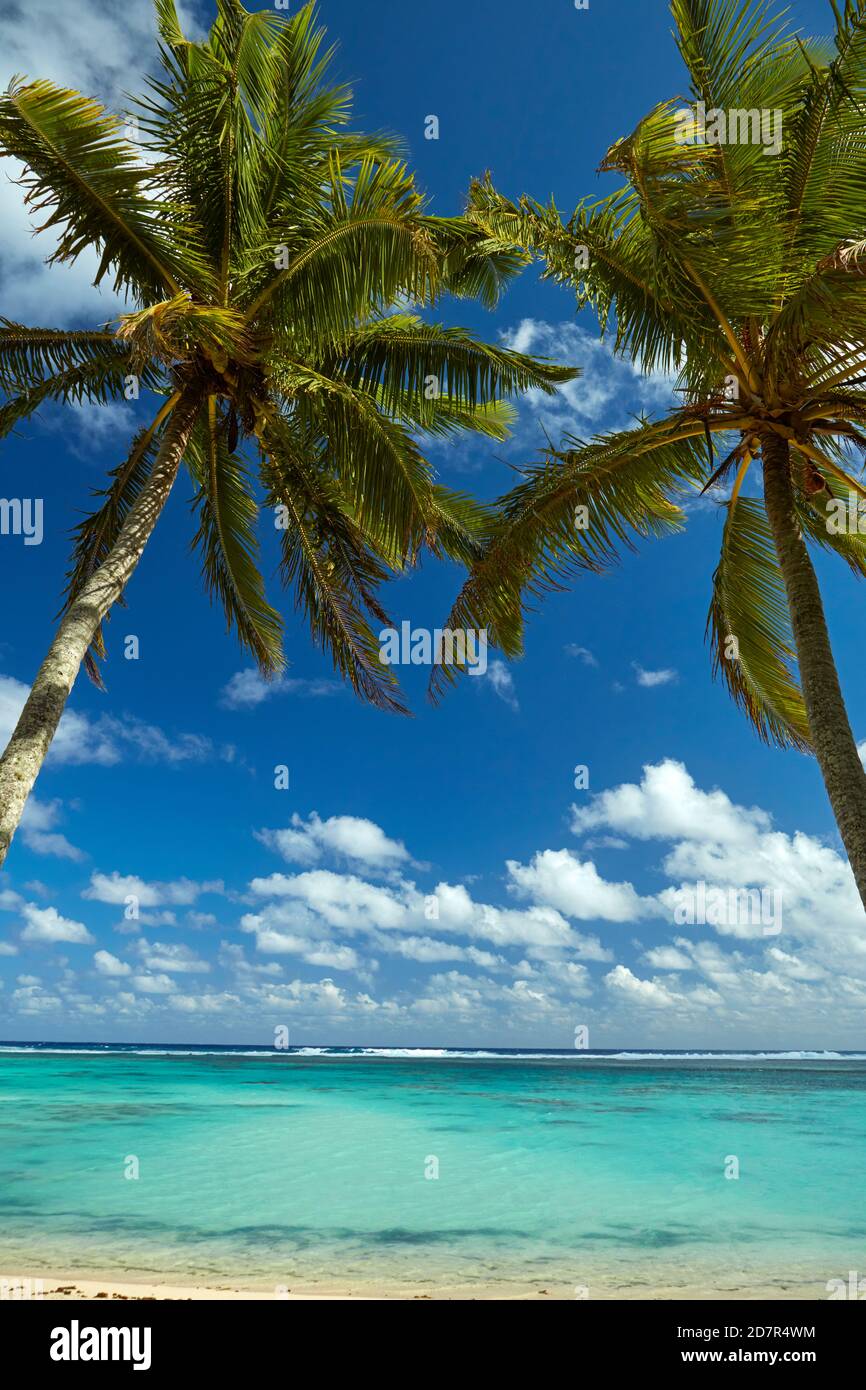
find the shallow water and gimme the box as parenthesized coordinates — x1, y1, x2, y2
(0, 1047, 863, 1296)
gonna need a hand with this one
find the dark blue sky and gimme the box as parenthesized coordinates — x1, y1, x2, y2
(0, 0, 861, 1048)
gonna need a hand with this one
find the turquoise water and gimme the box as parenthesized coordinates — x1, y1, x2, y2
(1, 1047, 865, 1297)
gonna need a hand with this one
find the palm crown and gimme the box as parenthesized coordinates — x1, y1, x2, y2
(0, 0, 574, 714)
(436, 0, 866, 751)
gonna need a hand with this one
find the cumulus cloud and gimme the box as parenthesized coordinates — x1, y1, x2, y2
(131, 973, 176, 995)
(19, 797, 84, 861)
(83, 872, 223, 908)
(571, 759, 772, 847)
(132, 939, 210, 974)
(605, 964, 681, 1008)
(93, 950, 132, 977)
(570, 759, 866, 1027)
(255, 812, 411, 870)
(572, 758, 864, 947)
(5, 764, 866, 1043)
(245, 852, 621, 964)
(499, 320, 678, 445)
(20, 904, 94, 945)
(642, 945, 693, 971)
(507, 848, 653, 926)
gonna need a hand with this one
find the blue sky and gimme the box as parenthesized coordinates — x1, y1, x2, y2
(1, 0, 863, 1048)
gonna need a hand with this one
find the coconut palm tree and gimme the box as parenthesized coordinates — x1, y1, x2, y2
(0, 0, 575, 866)
(433, 0, 866, 907)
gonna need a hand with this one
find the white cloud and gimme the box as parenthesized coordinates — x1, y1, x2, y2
(0, 677, 117, 767)
(248, 871, 408, 931)
(5, 747, 866, 1043)
(0, 157, 127, 327)
(12, 983, 63, 1013)
(0, 675, 231, 771)
(19, 797, 84, 861)
(20, 904, 94, 944)
(132, 939, 210, 974)
(169, 990, 241, 1014)
(633, 664, 678, 688)
(83, 872, 223, 908)
(564, 645, 598, 667)
(573, 758, 866, 988)
(245, 861, 621, 962)
(377, 936, 504, 968)
(572, 758, 771, 847)
(93, 950, 132, 977)
(255, 812, 411, 870)
(2, 0, 163, 98)
(104, 717, 215, 764)
(481, 660, 519, 711)
(605, 964, 681, 1008)
(186, 911, 218, 930)
(507, 848, 653, 926)
(219, 670, 344, 709)
(131, 973, 176, 995)
(643, 945, 693, 970)
(499, 320, 678, 445)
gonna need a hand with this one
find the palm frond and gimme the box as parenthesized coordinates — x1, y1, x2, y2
(0, 78, 208, 299)
(313, 315, 576, 420)
(430, 418, 705, 699)
(0, 321, 127, 391)
(260, 412, 408, 713)
(0, 354, 161, 439)
(186, 396, 285, 673)
(708, 494, 811, 749)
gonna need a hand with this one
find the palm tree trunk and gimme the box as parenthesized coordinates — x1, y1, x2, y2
(762, 430, 866, 908)
(0, 389, 201, 868)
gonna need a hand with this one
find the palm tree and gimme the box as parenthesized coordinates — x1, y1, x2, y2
(434, 0, 866, 907)
(0, 0, 574, 867)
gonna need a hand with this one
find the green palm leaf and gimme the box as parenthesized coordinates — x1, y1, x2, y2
(708, 495, 811, 749)
(430, 419, 705, 700)
(0, 79, 208, 299)
(187, 397, 285, 674)
(261, 413, 408, 713)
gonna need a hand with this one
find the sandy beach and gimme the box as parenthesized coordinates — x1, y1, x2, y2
(25, 1273, 564, 1301)
(9, 1268, 833, 1301)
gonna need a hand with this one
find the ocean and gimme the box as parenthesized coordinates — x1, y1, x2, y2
(1, 1045, 864, 1298)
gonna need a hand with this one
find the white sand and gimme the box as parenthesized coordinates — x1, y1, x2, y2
(14, 1269, 828, 1300)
